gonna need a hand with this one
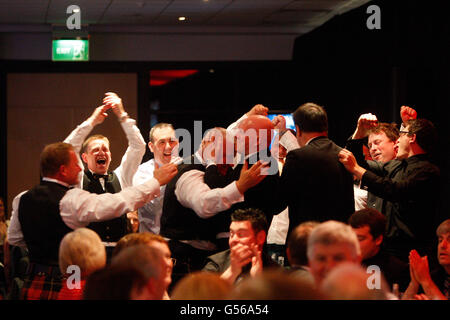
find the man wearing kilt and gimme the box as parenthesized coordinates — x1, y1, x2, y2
(7, 142, 177, 299)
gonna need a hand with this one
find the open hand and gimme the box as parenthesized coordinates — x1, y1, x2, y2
(236, 160, 269, 194)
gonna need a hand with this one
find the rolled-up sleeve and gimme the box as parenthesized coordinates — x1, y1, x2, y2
(60, 178, 161, 229)
(175, 170, 244, 218)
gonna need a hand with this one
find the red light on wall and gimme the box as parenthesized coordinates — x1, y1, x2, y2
(150, 69, 199, 86)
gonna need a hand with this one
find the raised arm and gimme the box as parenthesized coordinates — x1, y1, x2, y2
(227, 104, 269, 132)
(104, 92, 146, 188)
(64, 104, 111, 153)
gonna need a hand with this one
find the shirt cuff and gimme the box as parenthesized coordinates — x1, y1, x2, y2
(280, 131, 300, 152)
(227, 181, 245, 202)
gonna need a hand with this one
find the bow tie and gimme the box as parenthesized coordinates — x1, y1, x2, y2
(92, 173, 109, 181)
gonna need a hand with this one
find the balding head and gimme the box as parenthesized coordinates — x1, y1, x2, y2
(236, 115, 274, 155)
(200, 127, 235, 164)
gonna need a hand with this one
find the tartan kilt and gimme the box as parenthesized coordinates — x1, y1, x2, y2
(21, 266, 63, 300)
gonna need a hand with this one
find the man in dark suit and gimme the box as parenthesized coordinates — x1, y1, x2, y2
(275, 102, 355, 235)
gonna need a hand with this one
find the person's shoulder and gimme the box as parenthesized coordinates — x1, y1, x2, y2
(208, 249, 230, 260)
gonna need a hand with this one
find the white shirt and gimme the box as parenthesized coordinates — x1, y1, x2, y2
(354, 183, 368, 211)
(266, 207, 289, 245)
(132, 158, 164, 234)
(7, 177, 162, 249)
(279, 130, 301, 152)
(174, 153, 244, 219)
(64, 117, 146, 189)
(267, 159, 289, 245)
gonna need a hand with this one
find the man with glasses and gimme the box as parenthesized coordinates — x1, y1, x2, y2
(339, 117, 441, 263)
(345, 106, 417, 211)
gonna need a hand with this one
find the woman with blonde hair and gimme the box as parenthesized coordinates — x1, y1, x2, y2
(57, 228, 106, 300)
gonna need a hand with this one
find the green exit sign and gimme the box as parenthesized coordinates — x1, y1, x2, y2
(52, 39, 89, 61)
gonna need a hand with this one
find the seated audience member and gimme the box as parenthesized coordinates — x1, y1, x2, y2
(321, 262, 391, 300)
(286, 221, 319, 285)
(348, 208, 409, 291)
(402, 219, 450, 300)
(307, 221, 361, 287)
(229, 270, 322, 300)
(339, 118, 440, 262)
(203, 208, 279, 284)
(126, 210, 139, 233)
(111, 245, 167, 300)
(57, 228, 106, 300)
(83, 265, 148, 300)
(170, 271, 232, 300)
(112, 232, 173, 299)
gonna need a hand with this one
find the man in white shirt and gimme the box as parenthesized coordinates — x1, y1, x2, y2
(7, 142, 176, 299)
(160, 127, 269, 285)
(132, 123, 181, 234)
(8, 142, 177, 252)
(64, 92, 146, 243)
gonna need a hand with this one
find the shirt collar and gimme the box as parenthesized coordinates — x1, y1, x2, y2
(42, 177, 70, 188)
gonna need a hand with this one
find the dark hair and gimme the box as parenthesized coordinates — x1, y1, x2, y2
(40, 142, 74, 177)
(287, 221, 320, 266)
(83, 265, 147, 300)
(348, 208, 386, 239)
(293, 102, 328, 133)
(231, 208, 268, 234)
(368, 123, 399, 142)
(436, 219, 450, 237)
(405, 119, 438, 153)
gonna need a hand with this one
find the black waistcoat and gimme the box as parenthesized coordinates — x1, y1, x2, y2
(160, 155, 226, 241)
(83, 170, 128, 242)
(18, 181, 72, 265)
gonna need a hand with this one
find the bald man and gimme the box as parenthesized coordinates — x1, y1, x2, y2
(206, 114, 285, 233)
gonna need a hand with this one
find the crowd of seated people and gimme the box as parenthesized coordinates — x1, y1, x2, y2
(0, 93, 447, 301)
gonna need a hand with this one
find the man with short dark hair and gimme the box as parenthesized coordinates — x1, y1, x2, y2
(339, 118, 441, 262)
(348, 208, 409, 290)
(274, 102, 355, 235)
(203, 208, 279, 284)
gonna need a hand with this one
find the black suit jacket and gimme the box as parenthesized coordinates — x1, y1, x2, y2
(280, 136, 355, 235)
